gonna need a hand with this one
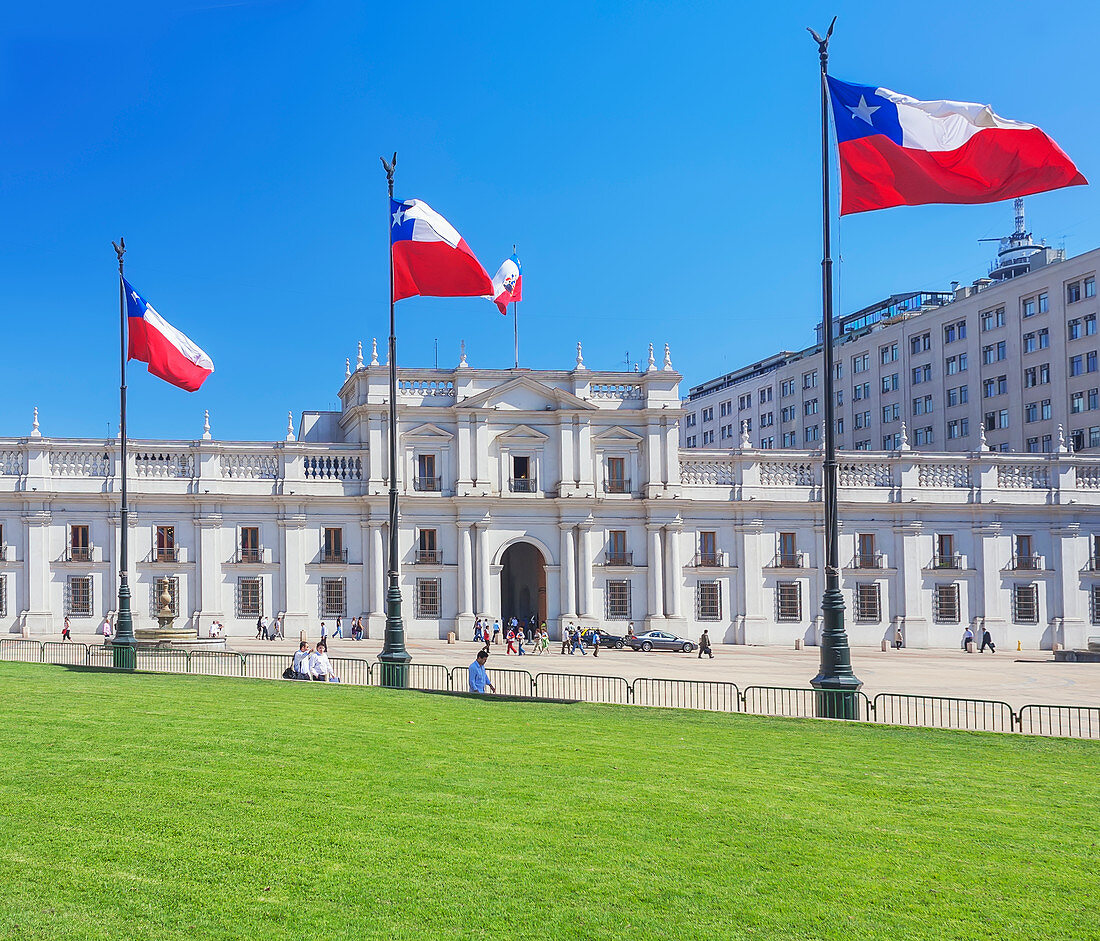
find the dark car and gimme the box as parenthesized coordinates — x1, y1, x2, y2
(626, 630, 696, 653)
(581, 628, 625, 649)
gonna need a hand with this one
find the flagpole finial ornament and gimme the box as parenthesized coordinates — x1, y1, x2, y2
(286, 411, 296, 442)
(663, 343, 674, 371)
(458, 340, 468, 368)
(646, 343, 656, 372)
(380, 152, 397, 198)
(31, 406, 41, 438)
(575, 342, 586, 371)
(806, 15, 836, 57)
(345, 358, 351, 379)
(202, 410, 212, 441)
(371, 338, 379, 366)
(112, 237, 126, 273)
(357, 340, 364, 369)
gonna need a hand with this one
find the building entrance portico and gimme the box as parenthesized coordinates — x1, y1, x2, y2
(499, 542, 547, 627)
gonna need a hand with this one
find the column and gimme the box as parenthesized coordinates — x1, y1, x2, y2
(474, 416, 489, 487)
(476, 522, 491, 617)
(368, 522, 385, 636)
(645, 420, 662, 497)
(279, 516, 309, 636)
(457, 416, 473, 491)
(458, 524, 474, 618)
(664, 524, 682, 619)
(559, 419, 576, 494)
(559, 524, 577, 627)
(196, 514, 224, 637)
(577, 419, 593, 489)
(893, 520, 928, 648)
(22, 510, 52, 634)
(1052, 524, 1084, 649)
(578, 524, 593, 619)
(740, 520, 768, 644)
(974, 522, 1005, 639)
(367, 412, 384, 493)
(647, 524, 664, 627)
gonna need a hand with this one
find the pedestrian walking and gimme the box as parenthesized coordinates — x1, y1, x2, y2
(333, 616, 343, 640)
(468, 649, 496, 694)
(561, 623, 572, 655)
(980, 629, 997, 653)
(698, 629, 713, 659)
(894, 625, 904, 650)
(62, 617, 72, 642)
(492, 621, 501, 645)
(255, 616, 264, 640)
(506, 629, 517, 655)
(591, 629, 600, 658)
(320, 621, 327, 643)
(570, 627, 587, 656)
(474, 621, 483, 643)
(517, 632, 526, 656)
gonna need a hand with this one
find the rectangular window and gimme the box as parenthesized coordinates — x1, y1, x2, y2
(1040, 363, 1050, 384)
(607, 457, 627, 493)
(883, 433, 900, 450)
(776, 581, 802, 621)
(782, 432, 796, 447)
(696, 582, 722, 621)
(882, 403, 899, 423)
(1012, 584, 1039, 624)
(910, 333, 931, 354)
(1025, 402, 1038, 423)
(322, 527, 344, 563)
(1038, 330, 1049, 350)
(415, 578, 441, 619)
(804, 425, 820, 444)
(1072, 392, 1085, 414)
(1071, 355, 1084, 376)
(854, 583, 881, 622)
(912, 365, 931, 383)
(880, 343, 898, 364)
(1041, 399, 1052, 420)
(781, 379, 795, 397)
(933, 584, 960, 624)
(607, 530, 629, 565)
(66, 576, 93, 617)
(239, 526, 260, 563)
(804, 399, 819, 416)
(1039, 292, 1048, 313)
(1026, 437, 1040, 453)
(1042, 434, 1052, 453)
(853, 353, 869, 373)
(946, 418, 970, 440)
(155, 525, 176, 562)
(881, 373, 899, 393)
(981, 308, 1005, 331)
(1086, 277, 1096, 299)
(605, 580, 631, 620)
(1091, 389, 1099, 411)
(416, 453, 440, 491)
(999, 409, 1010, 429)
(1023, 297, 1036, 318)
(803, 371, 818, 389)
(914, 426, 933, 445)
(982, 345, 995, 364)
(69, 524, 90, 562)
(417, 528, 439, 564)
(1069, 319, 1082, 341)
(1023, 333, 1037, 354)
(237, 577, 262, 618)
(1087, 315, 1097, 336)
(150, 576, 180, 618)
(1089, 352, 1098, 373)
(321, 577, 346, 618)
(1067, 281, 1082, 304)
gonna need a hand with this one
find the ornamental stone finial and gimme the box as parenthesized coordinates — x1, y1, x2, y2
(1058, 423, 1069, 453)
(978, 422, 988, 451)
(345, 357, 351, 379)
(663, 343, 673, 371)
(740, 420, 751, 449)
(646, 343, 656, 372)
(370, 337, 379, 366)
(458, 339, 468, 368)
(202, 409, 212, 441)
(356, 340, 364, 370)
(575, 342, 586, 371)
(31, 406, 41, 438)
(286, 411, 296, 442)
(899, 421, 911, 451)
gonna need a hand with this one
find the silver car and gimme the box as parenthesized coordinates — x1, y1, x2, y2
(627, 630, 696, 653)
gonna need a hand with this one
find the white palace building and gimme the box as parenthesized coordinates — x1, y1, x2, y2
(2, 340, 1100, 650)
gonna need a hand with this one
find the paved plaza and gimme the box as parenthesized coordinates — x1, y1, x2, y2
(60, 632, 1100, 709)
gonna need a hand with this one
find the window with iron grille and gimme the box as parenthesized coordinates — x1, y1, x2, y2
(0, 574, 6, 618)
(415, 578, 441, 619)
(696, 582, 721, 621)
(66, 576, 93, 617)
(933, 584, 960, 624)
(237, 577, 262, 618)
(1091, 586, 1100, 625)
(776, 581, 801, 621)
(606, 580, 631, 620)
(149, 576, 180, 617)
(854, 583, 881, 622)
(1012, 584, 1039, 624)
(322, 577, 347, 619)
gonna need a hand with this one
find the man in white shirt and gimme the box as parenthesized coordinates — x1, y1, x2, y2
(292, 642, 311, 679)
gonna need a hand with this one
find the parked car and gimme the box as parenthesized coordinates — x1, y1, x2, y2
(581, 628, 625, 649)
(626, 630, 696, 653)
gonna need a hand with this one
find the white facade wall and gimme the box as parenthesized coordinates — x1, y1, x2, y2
(2, 362, 1100, 650)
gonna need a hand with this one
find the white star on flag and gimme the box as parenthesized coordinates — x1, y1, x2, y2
(847, 95, 880, 126)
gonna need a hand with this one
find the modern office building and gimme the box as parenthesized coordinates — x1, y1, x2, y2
(2, 343, 1100, 651)
(683, 203, 1098, 455)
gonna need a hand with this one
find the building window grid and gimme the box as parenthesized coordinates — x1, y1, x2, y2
(854, 583, 881, 622)
(776, 581, 802, 622)
(696, 582, 722, 621)
(149, 576, 180, 617)
(1012, 584, 1039, 625)
(933, 584, 960, 624)
(415, 578, 442, 619)
(606, 580, 632, 620)
(1091, 585, 1100, 625)
(65, 576, 93, 618)
(236, 577, 262, 618)
(321, 577, 347, 619)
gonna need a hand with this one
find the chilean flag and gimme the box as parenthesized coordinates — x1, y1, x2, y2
(828, 77, 1087, 215)
(390, 198, 493, 302)
(487, 253, 522, 315)
(124, 279, 214, 392)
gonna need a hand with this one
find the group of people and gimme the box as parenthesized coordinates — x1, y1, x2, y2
(962, 626, 997, 653)
(473, 615, 540, 646)
(289, 640, 341, 681)
(319, 617, 366, 642)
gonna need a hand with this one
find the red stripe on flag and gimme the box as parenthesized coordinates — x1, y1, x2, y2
(392, 239, 493, 302)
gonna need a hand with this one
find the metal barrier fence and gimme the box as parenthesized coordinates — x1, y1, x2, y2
(632, 678, 740, 713)
(534, 672, 631, 704)
(6, 639, 1100, 738)
(743, 685, 872, 721)
(872, 693, 1014, 733)
(1017, 704, 1100, 739)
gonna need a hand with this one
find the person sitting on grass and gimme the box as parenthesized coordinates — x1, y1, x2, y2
(292, 642, 311, 680)
(468, 649, 496, 694)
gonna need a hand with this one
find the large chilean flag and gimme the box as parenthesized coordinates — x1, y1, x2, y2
(124, 279, 214, 392)
(390, 198, 493, 302)
(828, 77, 1087, 215)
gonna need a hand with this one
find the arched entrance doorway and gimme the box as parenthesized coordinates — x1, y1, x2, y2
(500, 542, 547, 627)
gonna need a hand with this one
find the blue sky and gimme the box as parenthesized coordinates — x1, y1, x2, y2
(3, 0, 1098, 441)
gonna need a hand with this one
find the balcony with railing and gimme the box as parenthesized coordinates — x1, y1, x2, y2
(414, 476, 442, 492)
(233, 547, 264, 564)
(414, 549, 443, 565)
(604, 550, 634, 567)
(849, 552, 883, 570)
(603, 478, 631, 495)
(65, 546, 93, 563)
(1009, 554, 1043, 571)
(320, 548, 349, 564)
(929, 553, 963, 570)
(509, 478, 538, 493)
(691, 551, 728, 568)
(767, 552, 806, 569)
(1087, 555, 1100, 573)
(147, 547, 181, 563)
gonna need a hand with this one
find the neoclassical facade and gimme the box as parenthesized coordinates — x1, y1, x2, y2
(2, 348, 1099, 650)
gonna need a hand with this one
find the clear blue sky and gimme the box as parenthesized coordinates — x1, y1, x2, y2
(3, 0, 1098, 441)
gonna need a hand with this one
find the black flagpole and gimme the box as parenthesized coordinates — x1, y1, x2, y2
(807, 18, 862, 717)
(111, 238, 136, 668)
(377, 153, 411, 686)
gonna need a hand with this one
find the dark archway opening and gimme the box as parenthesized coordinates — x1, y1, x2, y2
(500, 542, 547, 628)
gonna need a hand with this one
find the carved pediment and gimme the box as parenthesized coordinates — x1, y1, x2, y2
(458, 376, 595, 412)
(593, 425, 645, 444)
(494, 423, 550, 444)
(401, 422, 454, 441)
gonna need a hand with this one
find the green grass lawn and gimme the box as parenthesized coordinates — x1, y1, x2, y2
(0, 663, 1097, 941)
